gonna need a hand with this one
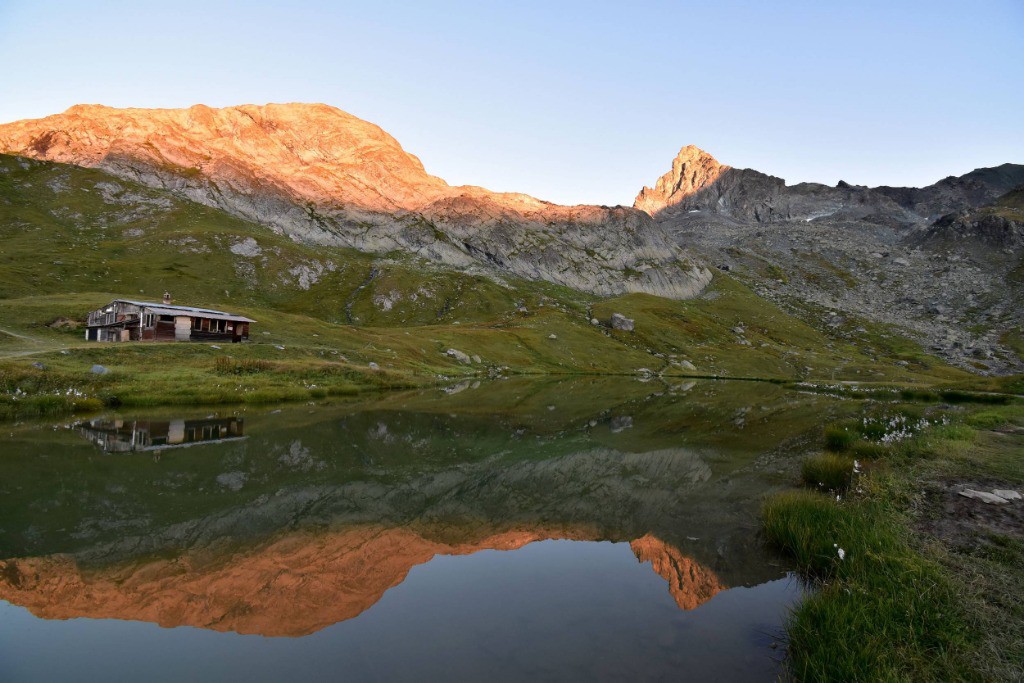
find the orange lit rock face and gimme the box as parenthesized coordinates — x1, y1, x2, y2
(0, 103, 712, 299)
(0, 103, 448, 213)
(0, 528, 723, 637)
(629, 534, 724, 610)
(633, 145, 728, 216)
(0, 103, 613, 218)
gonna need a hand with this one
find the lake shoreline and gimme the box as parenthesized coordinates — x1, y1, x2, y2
(762, 400, 1024, 680)
(3, 338, 1021, 423)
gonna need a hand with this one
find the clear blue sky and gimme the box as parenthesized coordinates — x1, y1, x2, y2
(1, 0, 1022, 206)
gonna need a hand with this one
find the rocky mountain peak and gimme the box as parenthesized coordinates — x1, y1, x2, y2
(0, 102, 712, 300)
(634, 145, 729, 215)
(0, 102, 450, 213)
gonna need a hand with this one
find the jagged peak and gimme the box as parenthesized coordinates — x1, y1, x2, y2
(634, 145, 729, 215)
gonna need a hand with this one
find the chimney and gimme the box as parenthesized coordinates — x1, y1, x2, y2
(163, 291, 172, 304)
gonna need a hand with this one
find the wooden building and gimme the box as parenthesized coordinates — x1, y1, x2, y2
(85, 294, 255, 343)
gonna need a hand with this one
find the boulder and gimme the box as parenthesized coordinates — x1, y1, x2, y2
(610, 313, 635, 332)
(445, 348, 472, 364)
(90, 364, 109, 375)
(610, 416, 633, 433)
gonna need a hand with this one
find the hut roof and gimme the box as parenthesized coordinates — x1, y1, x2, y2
(112, 299, 257, 323)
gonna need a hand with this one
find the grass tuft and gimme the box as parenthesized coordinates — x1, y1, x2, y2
(823, 424, 855, 451)
(763, 488, 973, 680)
(801, 453, 855, 492)
(213, 357, 274, 374)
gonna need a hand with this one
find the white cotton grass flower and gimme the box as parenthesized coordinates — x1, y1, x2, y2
(833, 544, 846, 560)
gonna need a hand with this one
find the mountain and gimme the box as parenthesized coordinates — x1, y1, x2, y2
(635, 147, 1024, 373)
(0, 103, 710, 299)
(1, 102, 1021, 374)
(4, 153, 963, 393)
(634, 147, 1024, 227)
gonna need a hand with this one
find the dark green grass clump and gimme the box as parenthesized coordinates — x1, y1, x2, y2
(764, 490, 972, 680)
(213, 357, 274, 375)
(823, 424, 856, 451)
(800, 454, 854, 493)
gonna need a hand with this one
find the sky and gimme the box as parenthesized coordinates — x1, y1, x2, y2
(1, 0, 1022, 206)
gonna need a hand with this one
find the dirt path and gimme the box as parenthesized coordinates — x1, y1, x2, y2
(0, 327, 38, 343)
(0, 327, 65, 358)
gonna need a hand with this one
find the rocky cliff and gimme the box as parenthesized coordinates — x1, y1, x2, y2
(920, 184, 1024, 250)
(0, 103, 710, 298)
(633, 145, 729, 215)
(635, 146, 1024, 227)
(635, 147, 1024, 372)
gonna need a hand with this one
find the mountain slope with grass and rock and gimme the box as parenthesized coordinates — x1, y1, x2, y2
(0, 103, 710, 300)
(636, 146, 1024, 373)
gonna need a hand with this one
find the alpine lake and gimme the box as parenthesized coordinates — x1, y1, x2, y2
(0, 376, 864, 681)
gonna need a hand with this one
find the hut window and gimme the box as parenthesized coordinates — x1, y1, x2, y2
(159, 315, 174, 323)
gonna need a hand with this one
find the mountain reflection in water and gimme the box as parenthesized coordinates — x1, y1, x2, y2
(0, 528, 722, 637)
(0, 377, 843, 678)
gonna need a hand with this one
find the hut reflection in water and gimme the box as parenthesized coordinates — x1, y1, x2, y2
(77, 416, 245, 453)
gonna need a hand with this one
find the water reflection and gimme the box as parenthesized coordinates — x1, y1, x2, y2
(0, 378, 843, 679)
(77, 416, 245, 453)
(0, 528, 726, 638)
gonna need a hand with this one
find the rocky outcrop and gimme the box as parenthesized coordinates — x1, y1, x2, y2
(637, 146, 1024, 372)
(919, 185, 1024, 249)
(634, 147, 1024, 227)
(634, 145, 729, 215)
(922, 211, 1024, 249)
(0, 103, 711, 299)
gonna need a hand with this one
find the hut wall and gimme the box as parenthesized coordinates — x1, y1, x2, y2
(174, 316, 191, 341)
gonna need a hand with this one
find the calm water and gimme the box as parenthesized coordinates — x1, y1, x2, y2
(0, 377, 851, 681)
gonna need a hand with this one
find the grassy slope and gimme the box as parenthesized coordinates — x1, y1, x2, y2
(0, 153, 545, 326)
(0, 154, 978, 418)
